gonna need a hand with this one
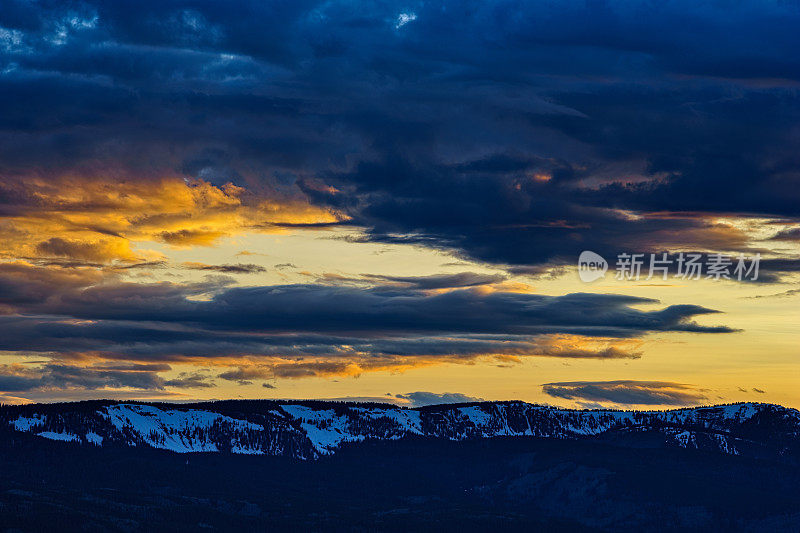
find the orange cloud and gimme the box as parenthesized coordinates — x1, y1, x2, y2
(0, 176, 343, 264)
(35, 237, 140, 262)
(205, 336, 642, 383)
(159, 229, 228, 247)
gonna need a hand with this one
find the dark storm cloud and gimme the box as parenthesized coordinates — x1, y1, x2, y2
(0, 361, 215, 392)
(1, 1, 780, 394)
(0, 261, 733, 363)
(0, 362, 168, 391)
(542, 380, 708, 406)
(30, 283, 734, 337)
(1, 0, 799, 268)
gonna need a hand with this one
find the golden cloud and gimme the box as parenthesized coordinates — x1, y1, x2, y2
(206, 336, 642, 383)
(0, 176, 343, 264)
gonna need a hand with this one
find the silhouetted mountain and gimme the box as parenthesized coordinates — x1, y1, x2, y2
(2, 401, 800, 531)
(2, 400, 800, 462)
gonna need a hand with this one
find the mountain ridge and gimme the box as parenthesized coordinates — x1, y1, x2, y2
(3, 399, 799, 462)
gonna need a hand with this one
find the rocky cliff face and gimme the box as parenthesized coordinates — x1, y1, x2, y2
(3, 400, 799, 461)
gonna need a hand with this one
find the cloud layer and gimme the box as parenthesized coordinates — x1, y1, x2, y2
(0, 0, 798, 270)
(542, 380, 708, 407)
(0, 261, 733, 360)
(0, 259, 733, 390)
(0, 1, 795, 398)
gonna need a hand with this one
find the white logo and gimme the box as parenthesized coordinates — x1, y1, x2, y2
(578, 250, 607, 282)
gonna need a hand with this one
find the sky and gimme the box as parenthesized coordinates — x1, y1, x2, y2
(0, 0, 798, 409)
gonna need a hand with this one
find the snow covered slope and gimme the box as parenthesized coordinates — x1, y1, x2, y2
(2, 400, 798, 461)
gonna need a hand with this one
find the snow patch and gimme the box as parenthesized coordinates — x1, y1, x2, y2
(13, 415, 46, 431)
(103, 404, 263, 453)
(281, 405, 353, 454)
(37, 431, 79, 443)
(85, 432, 103, 445)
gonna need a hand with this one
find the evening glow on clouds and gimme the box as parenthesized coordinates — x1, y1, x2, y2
(0, 0, 798, 409)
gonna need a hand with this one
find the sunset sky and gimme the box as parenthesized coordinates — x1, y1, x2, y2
(0, 0, 798, 409)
